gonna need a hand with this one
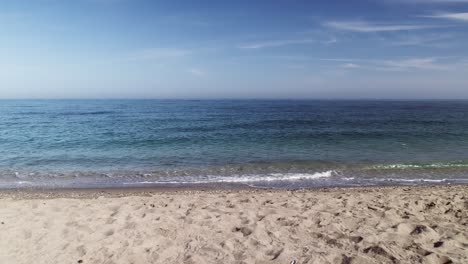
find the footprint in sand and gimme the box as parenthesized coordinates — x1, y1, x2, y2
(232, 226, 253, 237)
(363, 246, 397, 263)
(265, 247, 283, 260)
(76, 245, 86, 257)
(104, 229, 114, 236)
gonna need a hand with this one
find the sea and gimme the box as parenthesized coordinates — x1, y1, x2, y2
(1, 99, 468, 189)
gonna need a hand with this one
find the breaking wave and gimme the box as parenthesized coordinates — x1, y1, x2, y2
(123, 170, 336, 185)
(369, 161, 468, 170)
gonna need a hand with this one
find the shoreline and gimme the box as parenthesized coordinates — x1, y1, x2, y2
(1, 183, 467, 200)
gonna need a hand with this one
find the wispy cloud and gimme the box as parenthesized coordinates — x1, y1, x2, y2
(239, 39, 315, 49)
(323, 37, 338, 44)
(156, 14, 211, 27)
(127, 48, 190, 61)
(393, 0, 468, 3)
(423, 12, 468, 22)
(389, 33, 456, 47)
(260, 55, 467, 72)
(324, 20, 440, 32)
(87, 0, 128, 3)
(341, 63, 360, 69)
(188, 68, 207, 76)
(320, 58, 359, 62)
(323, 57, 464, 71)
(381, 58, 449, 70)
(285, 64, 307, 69)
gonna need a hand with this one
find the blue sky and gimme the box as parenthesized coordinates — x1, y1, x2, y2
(1, 0, 468, 99)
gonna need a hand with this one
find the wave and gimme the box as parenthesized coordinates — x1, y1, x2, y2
(374, 178, 468, 184)
(13, 111, 117, 116)
(5, 159, 468, 180)
(2, 159, 468, 189)
(1, 167, 468, 189)
(123, 170, 336, 185)
(60, 111, 117, 116)
(370, 161, 468, 170)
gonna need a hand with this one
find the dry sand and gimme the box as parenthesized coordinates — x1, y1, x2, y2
(0, 185, 467, 264)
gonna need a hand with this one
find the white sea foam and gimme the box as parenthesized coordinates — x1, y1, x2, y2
(16, 181, 33, 185)
(123, 170, 336, 185)
(372, 163, 468, 170)
(376, 178, 468, 183)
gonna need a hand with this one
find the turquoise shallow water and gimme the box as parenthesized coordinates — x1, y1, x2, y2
(1, 99, 468, 189)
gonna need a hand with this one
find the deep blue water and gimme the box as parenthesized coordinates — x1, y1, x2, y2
(1, 99, 468, 189)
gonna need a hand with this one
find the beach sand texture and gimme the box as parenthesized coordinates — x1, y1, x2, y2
(0, 185, 467, 264)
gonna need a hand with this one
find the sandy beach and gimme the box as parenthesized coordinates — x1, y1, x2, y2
(0, 185, 467, 264)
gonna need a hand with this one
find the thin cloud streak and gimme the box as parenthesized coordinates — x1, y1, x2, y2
(423, 12, 468, 22)
(239, 39, 315, 49)
(341, 63, 360, 69)
(126, 48, 190, 61)
(324, 21, 442, 32)
(381, 58, 449, 70)
(394, 0, 468, 3)
(333, 57, 466, 71)
(188, 68, 207, 76)
(389, 33, 456, 48)
(323, 37, 338, 44)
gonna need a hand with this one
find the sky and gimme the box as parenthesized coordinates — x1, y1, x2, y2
(1, 0, 468, 99)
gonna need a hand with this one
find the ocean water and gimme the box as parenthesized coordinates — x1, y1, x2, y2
(1, 99, 468, 189)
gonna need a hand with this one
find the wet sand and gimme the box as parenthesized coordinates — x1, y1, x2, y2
(0, 185, 467, 264)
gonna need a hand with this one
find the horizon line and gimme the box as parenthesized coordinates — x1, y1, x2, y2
(1, 98, 468, 101)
